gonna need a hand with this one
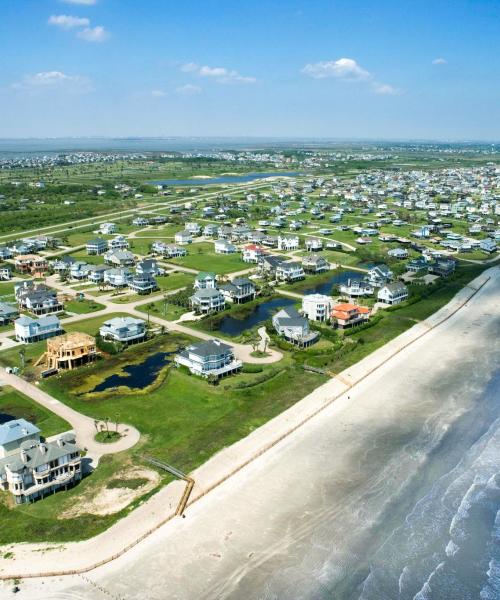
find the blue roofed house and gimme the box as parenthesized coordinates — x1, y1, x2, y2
(0, 419, 40, 459)
(99, 316, 146, 343)
(14, 315, 62, 343)
(129, 273, 158, 294)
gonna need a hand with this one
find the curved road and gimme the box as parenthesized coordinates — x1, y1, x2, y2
(0, 370, 140, 458)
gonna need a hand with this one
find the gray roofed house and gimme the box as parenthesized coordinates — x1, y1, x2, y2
(0, 431, 82, 504)
(190, 287, 225, 314)
(272, 306, 319, 347)
(377, 282, 409, 305)
(175, 338, 242, 378)
(104, 249, 136, 267)
(0, 301, 19, 324)
(302, 254, 330, 273)
(86, 237, 108, 255)
(220, 277, 256, 303)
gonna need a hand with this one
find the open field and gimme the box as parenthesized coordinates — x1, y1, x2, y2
(166, 242, 248, 274)
(0, 386, 70, 438)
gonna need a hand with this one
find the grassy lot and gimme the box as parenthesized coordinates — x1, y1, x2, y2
(0, 386, 70, 438)
(167, 242, 246, 274)
(136, 299, 188, 321)
(0, 282, 16, 301)
(156, 272, 194, 291)
(64, 299, 105, 315)
(0, 333, 325, 543)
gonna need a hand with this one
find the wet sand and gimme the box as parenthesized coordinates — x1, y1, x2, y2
(4, 267, 500, 600)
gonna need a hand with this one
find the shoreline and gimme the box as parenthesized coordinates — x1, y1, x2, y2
(0, 266, 497, 581)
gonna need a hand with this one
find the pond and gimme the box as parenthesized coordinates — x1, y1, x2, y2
(148, 172, 302, 186)
(300, 271, 364, 295)
(216, 297, 297, 336)
(90, 351, 175, 393)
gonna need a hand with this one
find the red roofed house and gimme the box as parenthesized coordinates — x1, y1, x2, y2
(331, 303, 370, 329)
(242, 244, 266, 263)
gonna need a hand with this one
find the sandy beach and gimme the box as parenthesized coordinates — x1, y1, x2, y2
(2, 266, 499, 599)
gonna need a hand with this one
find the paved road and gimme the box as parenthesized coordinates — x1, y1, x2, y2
(0, 370, 140, 458)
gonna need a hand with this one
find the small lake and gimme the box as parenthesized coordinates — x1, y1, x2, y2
(300, 270, 364, 295)
(217, 297, 297, 336)
(91, 351, 174, 393)
(148, 172, 302, 186)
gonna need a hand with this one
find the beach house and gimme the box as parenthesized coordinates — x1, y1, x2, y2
(190, 288, 226, 314)
(99, 316, 146, 343)
(86, 238, 108, 255)
(272, 306, 319, 347)
(331, 303, 370, 329)
(175, 339, 242, 379)
(377, 282, 409, 305)
(220, 278, 256, 303)
(302, 294, 334, 322)
(14, 315, 62, 343)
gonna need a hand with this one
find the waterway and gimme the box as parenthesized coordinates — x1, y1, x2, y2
(216, 296, 297, 336)
(300, 270, 364, 295)
(90, 351, 173, 392)
(147, 172, 301, 187)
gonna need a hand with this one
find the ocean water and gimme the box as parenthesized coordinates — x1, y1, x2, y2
(357, 371, 500, 600)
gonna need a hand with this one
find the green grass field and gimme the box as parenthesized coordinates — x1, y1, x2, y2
(0, 333, 325, 544)
(166, 242, 247, 274)
(0, 386, 70, 438)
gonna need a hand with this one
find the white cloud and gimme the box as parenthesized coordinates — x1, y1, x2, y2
(302, 58, 370, 81)
(48, 14, 90, 29)
(302, 57, 401, 96)
(151, 90, 168, 98)
(77, 25, 109, 42)
(11, 71, 92, 94)
(371, 82, 401, 95)
(432, 58, 447, 65)
(61, 0, 97, 5)
(175, 84, 202, 96)
(180, 63, 256, 84)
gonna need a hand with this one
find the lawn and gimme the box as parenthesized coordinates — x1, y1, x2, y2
(0, 386, 70, 438)
(0, 333, 326, 544)
(136, 298, 188, 321)
(156, 272, 194, 291)
(64, 299, 105, 315)
(166, 242, 247, 274)
(0, 282, 16, 301)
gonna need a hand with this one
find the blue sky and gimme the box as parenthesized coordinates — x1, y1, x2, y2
(1, 0, 499, 140)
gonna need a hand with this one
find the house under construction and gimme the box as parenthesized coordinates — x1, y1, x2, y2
(38, 332, 98, 372)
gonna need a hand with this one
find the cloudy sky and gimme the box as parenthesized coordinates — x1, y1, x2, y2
(1, 0, 499, 139)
